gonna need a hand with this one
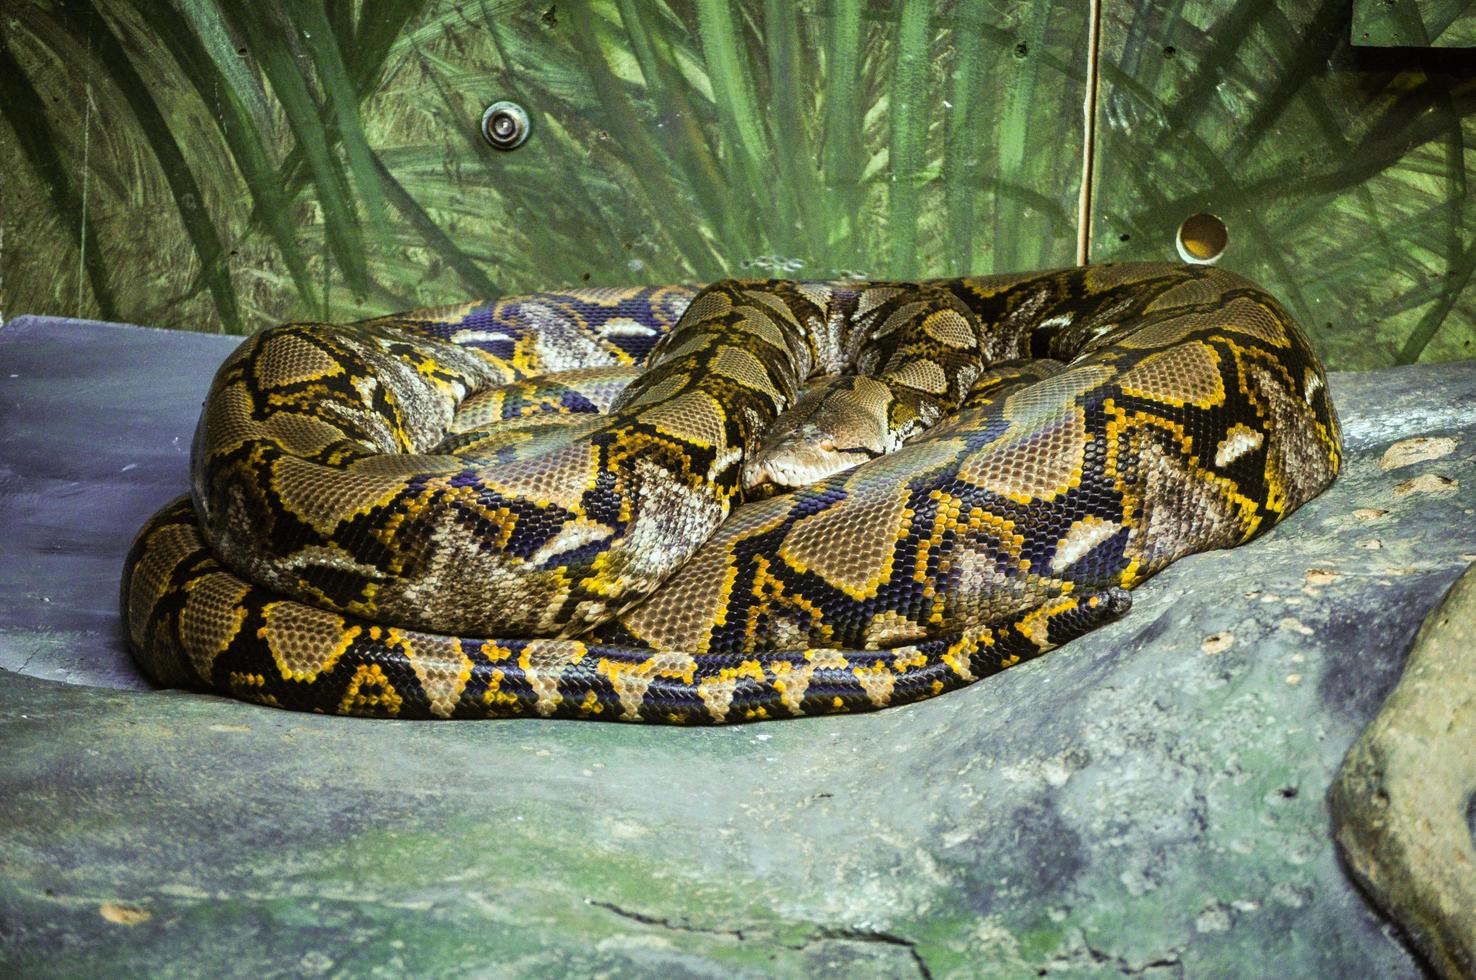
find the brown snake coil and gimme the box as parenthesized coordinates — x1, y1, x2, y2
(121, 263, 1342, 723)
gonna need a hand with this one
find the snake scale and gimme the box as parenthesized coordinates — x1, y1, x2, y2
(121, 263, 1342, 723)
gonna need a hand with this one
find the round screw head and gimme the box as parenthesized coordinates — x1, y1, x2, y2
(481, 101, 530, 150)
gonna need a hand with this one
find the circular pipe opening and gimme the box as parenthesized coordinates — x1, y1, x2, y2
(481, 101, 530, 151)
(1176, 212, 1228, 264)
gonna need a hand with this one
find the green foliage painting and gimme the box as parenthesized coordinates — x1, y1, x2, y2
(0, 0, 1088, 334)
(1353, 0, 1476, 46)
(1093, 0, 1476, 367)
(0, 0, 1474, 370)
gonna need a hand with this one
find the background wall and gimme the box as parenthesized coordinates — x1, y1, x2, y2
(1353, 0, 1476, 46)
(0, 0, 1472, 370)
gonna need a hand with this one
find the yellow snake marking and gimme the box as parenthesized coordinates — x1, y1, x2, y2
(270, 455, 412, 536)
(681, 288, 733, 323)
(941, 636, 979, 683)
(863, 609, 929, 648)
(259, 602, 359, 682)
(875, 300, 937, 339)
(1116, 341, 1225, 409)
(777, 484, 911, 601)
(634, 390, 728, 448)
(745, 555, 835, 649)
(956, 403, 1090, 505)
(710, 346, 785, 403)
(180, 573, 251, 680)
(339, 663, 404, 716)
(1050, 517, 1123, 575)
(922, 308, 979, 348)
(1014, 595, 1080, 649)
(1215, 423, 1265, 467)
(253, 330, 346, 387)
(855, 286, 907, 318)
(740, 288, 804, 329)
(480, 667, 522, 712)
(598, 651, 699, 722)
(400, 630, 475, 719)
(852, 660, 898, 708)
(884, 358, 951, 395)
(520, 640, 588, 718)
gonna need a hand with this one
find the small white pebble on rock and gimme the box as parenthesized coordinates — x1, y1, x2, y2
(1279, 617, 1314, 636)
(1379, 436, 1459, 471)
(1394, 473, 1458, 497)
(1271, 883, 1310, 908)
(1201, 632, 1234, 654)
(98, 903, 151, 925)
(298, 951, 334, 975)
(1196, 903, 1232, 933)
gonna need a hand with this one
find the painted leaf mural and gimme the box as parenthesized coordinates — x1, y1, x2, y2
(0, 0, 1473, 369)
(0, 0, 1087, 333)
(1093, 0, 1476, 368)
(1353, 0, 1476, 47)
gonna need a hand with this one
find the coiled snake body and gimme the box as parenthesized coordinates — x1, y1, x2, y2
(122, 263, 1342, 723)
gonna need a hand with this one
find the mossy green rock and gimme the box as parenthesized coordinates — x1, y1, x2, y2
(1332, 561, 1476, 978)
(3, 317, 1473, 977)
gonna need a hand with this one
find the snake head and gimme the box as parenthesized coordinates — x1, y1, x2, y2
(742, 423, 880, 492)
(742, 375, 897, 493)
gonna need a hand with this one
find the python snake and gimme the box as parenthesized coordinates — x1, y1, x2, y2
(121, 263, 1342, 723)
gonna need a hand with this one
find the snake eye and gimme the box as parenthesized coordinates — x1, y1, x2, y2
(818, 439, 837, 452)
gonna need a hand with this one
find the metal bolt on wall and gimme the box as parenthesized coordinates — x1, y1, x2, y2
(481, 101, 530, 150)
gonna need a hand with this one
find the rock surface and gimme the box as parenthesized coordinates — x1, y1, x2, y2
(3, 315, 1475, 977)
(1332, 563, 1476, 979)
